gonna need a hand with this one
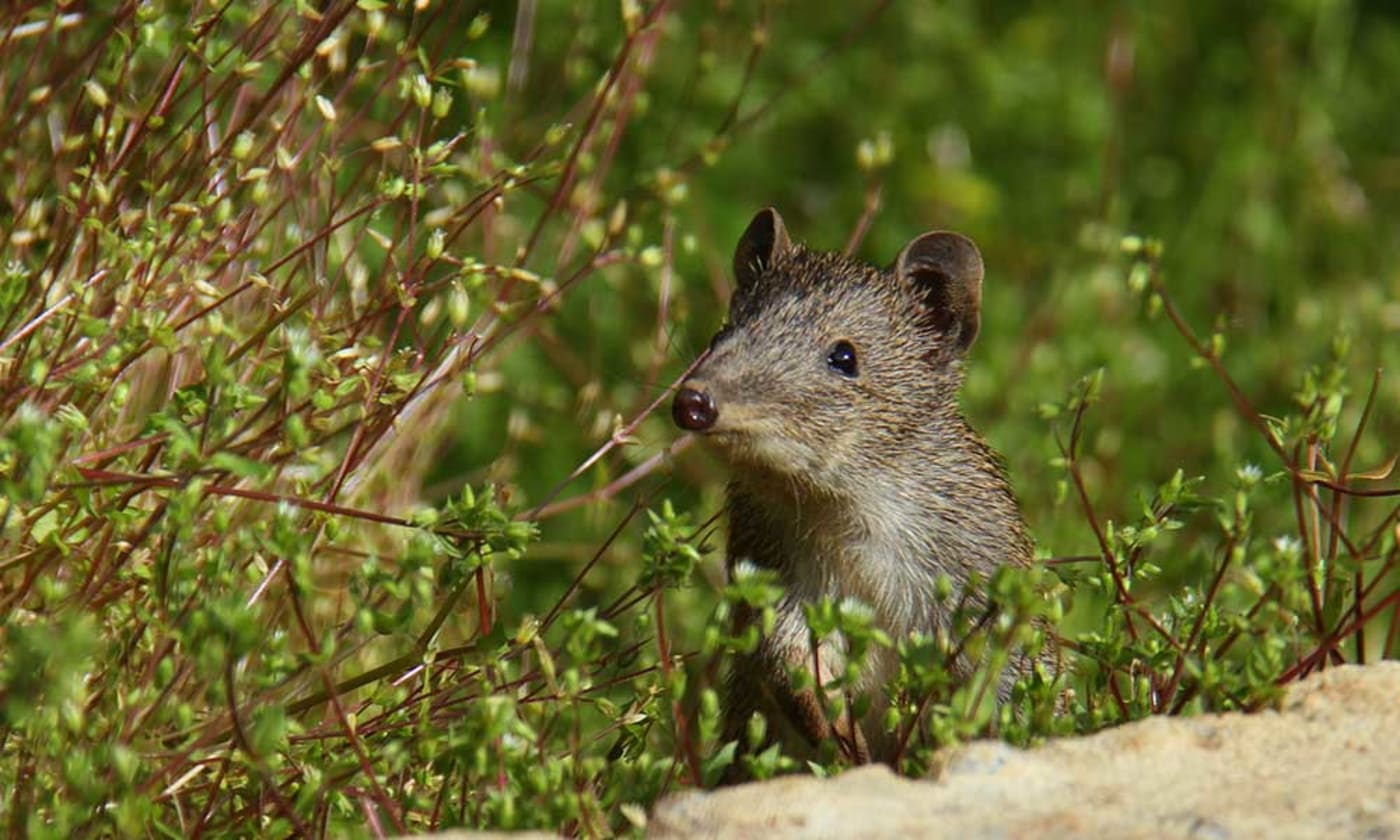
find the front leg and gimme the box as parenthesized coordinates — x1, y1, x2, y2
(719, 604, 870, 784)
(718, 490, 872, 781)
(775, 629, 871, 766)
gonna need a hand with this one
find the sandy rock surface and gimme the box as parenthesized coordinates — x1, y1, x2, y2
(648, 662, 1400, 839)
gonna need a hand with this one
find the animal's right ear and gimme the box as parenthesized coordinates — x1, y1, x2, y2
(733, 207, 791, 291)
(895, 231, 984, 354)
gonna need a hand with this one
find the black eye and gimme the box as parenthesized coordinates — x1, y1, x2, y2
(827, 340, 858, 377)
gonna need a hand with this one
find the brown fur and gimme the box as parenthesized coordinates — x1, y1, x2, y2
(675, 209, 1037, 782)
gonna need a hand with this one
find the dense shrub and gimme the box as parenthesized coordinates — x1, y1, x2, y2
(0, 2, 1395, 836)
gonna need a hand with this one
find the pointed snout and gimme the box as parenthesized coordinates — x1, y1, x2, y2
(672, 384, 718, 432)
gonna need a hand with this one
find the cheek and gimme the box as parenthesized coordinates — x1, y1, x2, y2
(796, 392, 865, 447)
(864, 349, 929, 392)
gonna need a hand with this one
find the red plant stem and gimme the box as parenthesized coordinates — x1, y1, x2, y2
(1058, 423, 1139, 641)
(1276, 587, 1400, 685)
(286, 585, 407, 835)
(843, 180, 883, 256)
(657, 592, 703, 785)
(1148, 268, 1285, 458)
(1157, 535, 1238, 712)
(476, 567, 493, 637)
(517, 0, 671, 265)
(538, 498, 647, 633)
(526, 351, 707, 520)
(222, 660, 312, 837)
(1291, 443, 1329, 635)
(70, 467, 420, 529)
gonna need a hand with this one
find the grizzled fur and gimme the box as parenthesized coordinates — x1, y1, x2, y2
(673, 208, 1036, 780)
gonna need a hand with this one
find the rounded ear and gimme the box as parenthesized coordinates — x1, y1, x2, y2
(732, 207, 791, 290)
(895, 231, 984, 353)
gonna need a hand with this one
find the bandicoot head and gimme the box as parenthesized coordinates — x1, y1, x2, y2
(673, 207, 985, 495)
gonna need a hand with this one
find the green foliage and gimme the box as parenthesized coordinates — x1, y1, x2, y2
(0, 1, 1396, 837)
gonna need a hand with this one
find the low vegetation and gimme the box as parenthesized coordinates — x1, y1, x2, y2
(1, 2, 1395, 836)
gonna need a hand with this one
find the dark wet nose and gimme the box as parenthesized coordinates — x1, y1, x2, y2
(672, 386, 718, 431)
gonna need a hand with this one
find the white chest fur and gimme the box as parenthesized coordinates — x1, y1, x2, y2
(774, 483, 943, 694)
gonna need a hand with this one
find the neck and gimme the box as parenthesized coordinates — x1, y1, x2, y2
(726, 417, 1030, 588)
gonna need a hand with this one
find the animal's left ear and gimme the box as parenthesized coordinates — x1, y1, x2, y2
(895, 231, 983, 354)
(733, 207, 791, 292)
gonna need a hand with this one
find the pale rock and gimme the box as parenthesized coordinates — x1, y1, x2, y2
(648, 662, 1400, 839)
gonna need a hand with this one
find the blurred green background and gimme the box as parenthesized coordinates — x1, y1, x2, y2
(442, 0, 1399, 619)
(3, 1, 1397, 833)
